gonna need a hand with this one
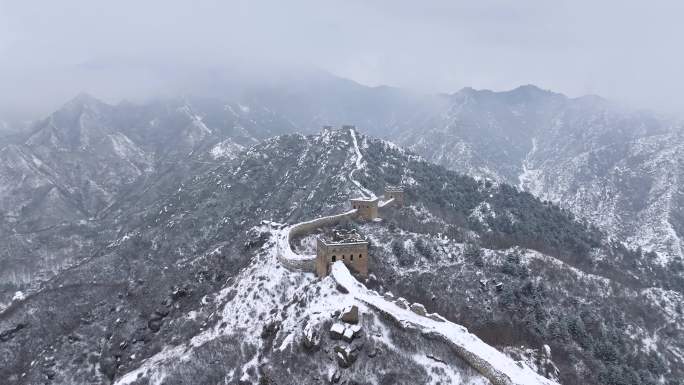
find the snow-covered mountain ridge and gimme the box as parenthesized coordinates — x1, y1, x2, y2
(387, 87, 684, 267)
(0, 94, 296, 306)
(2, 128, 681, 385)
(233, 77, 684, 268)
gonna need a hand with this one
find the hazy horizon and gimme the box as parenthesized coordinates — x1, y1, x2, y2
(1, 0, 683, 119)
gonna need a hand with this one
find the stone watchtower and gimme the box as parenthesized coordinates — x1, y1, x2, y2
(384, 186, 405, 207)
(316, 232, 369, 278)
(350, 197, 379, 220)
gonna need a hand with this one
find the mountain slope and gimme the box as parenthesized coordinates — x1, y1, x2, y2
(389, 86, 684, 267)
(0, 94, 297, 309)
(232, 75, 684, 268)
(1, 129, 680, 385)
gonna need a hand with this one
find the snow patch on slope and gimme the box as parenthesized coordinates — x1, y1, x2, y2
(518, 138, 543, 195)
(210, 139, 245, 160)
(349, 128, 376, 199)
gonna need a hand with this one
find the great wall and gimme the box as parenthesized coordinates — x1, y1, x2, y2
(113, 125, 556, 385)
(271, 126, 557, 385)
(275, 126, 402, 278)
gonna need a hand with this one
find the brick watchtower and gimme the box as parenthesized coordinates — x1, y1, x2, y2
(315, 233, 369, 278)
(384, 185, 405, 207)
(350, 197, 379, 220)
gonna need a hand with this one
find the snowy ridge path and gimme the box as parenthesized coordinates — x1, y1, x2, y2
(331, 262, 559, 385)
(349, 128, 376, 199)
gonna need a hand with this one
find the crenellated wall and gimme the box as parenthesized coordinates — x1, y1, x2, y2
(289, 209, 358, 239)
(276, 209, 358, 273)
(277, 185, 406, 277)
(277, 253, 316, 272)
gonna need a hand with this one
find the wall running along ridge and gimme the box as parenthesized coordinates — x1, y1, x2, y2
(272, 128, 555, 385)
(275, 209, 358, 272)
(330, 262, 557, 385)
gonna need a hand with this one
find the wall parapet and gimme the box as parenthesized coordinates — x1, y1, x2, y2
(276, 209, 358, 273)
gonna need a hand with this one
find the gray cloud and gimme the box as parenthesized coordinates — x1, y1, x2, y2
(0, 0, 682, 118)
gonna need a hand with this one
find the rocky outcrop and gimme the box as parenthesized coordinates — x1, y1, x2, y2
(302, 322, 320, 350)
(329, 322, 361, 343)
(340, 305, 359, 324)
(409, 303, 426, 316)
(394, 297, 409, 309)
(334, 345, 357, 368)
(0, 323, 28, 342)
(329, 323, 346, 340)
(147, 309, 169, 333)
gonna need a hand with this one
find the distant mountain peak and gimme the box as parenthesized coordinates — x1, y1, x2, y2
(511, 84, 545, 92)
(571, 93, 610, 108)
(454, 84, 563, 101)
(455, 86, 486, 96)
(503, 84, 566, 101)
(61, 92, 108, 112)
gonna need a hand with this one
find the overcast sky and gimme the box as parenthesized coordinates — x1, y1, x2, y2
(0, 0, 682, 118)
